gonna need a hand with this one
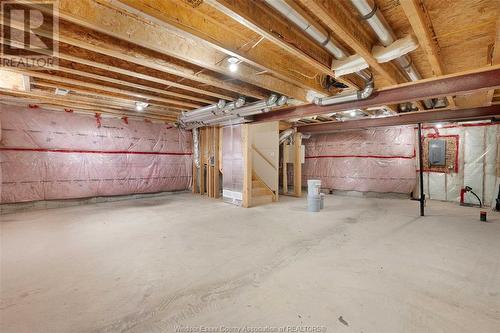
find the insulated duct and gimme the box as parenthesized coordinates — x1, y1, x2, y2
(349, 0, 435, 109)
(279, 128, 295, 144)
(314, 73, 374, 106)
(183, 94, 288, 128)
(192, 127, 200, 169)
(264, 0, 374, 106)
(181, 97, 245, 123)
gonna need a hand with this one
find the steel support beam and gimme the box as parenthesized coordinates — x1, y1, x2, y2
(297, 105, 500, 133)
(254, 66, 500, 123)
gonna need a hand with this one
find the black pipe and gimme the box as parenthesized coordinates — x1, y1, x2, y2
(417, 123, 425, 216)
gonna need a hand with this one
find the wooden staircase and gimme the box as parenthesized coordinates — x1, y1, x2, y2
(251, 172, 276, 206)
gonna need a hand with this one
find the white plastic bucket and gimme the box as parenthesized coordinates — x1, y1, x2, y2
(307, 179, 321, 197)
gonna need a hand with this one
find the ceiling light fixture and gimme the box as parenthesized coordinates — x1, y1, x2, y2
(228, 56, 239, 73)
(135, 101, 149, 112)
(435, 123, 443, 128)
(350, 110, 357, 117)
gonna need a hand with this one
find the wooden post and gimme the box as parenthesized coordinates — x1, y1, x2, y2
(213, 126, 220, 198)
(293, 132, 302, 197)
(282, 142, 288, 195)
(242, 124, 252, 208)
(199, 127, 206, 195)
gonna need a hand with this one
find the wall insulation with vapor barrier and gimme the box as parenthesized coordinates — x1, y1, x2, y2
(302, 126, 416, 194)
(0, 105, 192, 204)
(415, 122, 499, 207)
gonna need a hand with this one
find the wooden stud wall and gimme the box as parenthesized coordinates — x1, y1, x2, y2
(194, 126, 221, 199)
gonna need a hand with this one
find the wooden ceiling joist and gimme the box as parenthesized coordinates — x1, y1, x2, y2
(31, 82, 181, 116)
(296, 0, 405, 86)
(399, 0, 456, 108)
(0, 89, 178, 121)
(115, 0, 330, 96)
(54, 51, 233, 101)
(204, 0, 358, 90)
(27, 0, 311, 101)
(5, 18, 266, 101)
(6, 69, 199, 110)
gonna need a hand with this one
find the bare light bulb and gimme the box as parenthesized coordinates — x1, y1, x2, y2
(229, 63, 238, 72)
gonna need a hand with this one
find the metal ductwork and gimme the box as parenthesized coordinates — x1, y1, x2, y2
(264, 0, 346, 60)
(264, 0, 374, 106)
(314, 73, 374, 106)
(192, 127, 200, 169)
(279, 128, 295, 144)
(349, 0, 436, 109)
(181, 97, 245, 123)
(182, 94, 288, 128)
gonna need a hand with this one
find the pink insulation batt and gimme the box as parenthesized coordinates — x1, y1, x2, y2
(0, 105, 192, 203)
(303, 126, 417, 194)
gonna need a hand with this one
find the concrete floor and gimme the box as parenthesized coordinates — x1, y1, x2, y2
(1, 193, 499, 333)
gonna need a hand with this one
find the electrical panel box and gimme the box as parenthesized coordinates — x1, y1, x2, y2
(429, 139, 446, 166)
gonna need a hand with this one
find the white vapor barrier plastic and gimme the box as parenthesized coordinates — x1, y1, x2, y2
(303, 126, 416, 193)
(0, 105, 192, 203)
(222, 124, 243, 206)
(416, 123, 499, 206)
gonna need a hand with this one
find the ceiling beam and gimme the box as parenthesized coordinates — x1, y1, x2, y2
(29, 0, 309, 101)
(31, 82, 181, 116)
(296, 0, 404, 85)
(297, 105, 500, 133)
(5, 16, 265, 100)
(205, 0, 358, 90)
(399, 0, 456, 108)
(254, 65, 500, 122)
(5, 68, 197, 110)
(486, 14, 500, 104)
(115, 0, 329, 95)
(55, 51, 232, 101)
(0, 89, 178, 121)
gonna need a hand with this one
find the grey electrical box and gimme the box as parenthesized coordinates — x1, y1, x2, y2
(429, 139, 446, 166)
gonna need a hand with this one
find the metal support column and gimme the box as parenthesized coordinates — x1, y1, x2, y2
(417, 123, 425, 216)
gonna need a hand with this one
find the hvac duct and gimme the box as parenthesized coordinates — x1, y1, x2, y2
(264, 0, 346, 60)
(181, 97, 245, 123)
(314, 73, 374, 106)
(279, 128, 295, 144)
(183, 94, 287, 128)
(182, 99, 226, 120)
(349, 0, 435, 109)
(264, 0, 373, 106)
(192, 127, 200, 169)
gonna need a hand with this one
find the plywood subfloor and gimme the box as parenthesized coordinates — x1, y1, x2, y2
(1, 194, 499, 332)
